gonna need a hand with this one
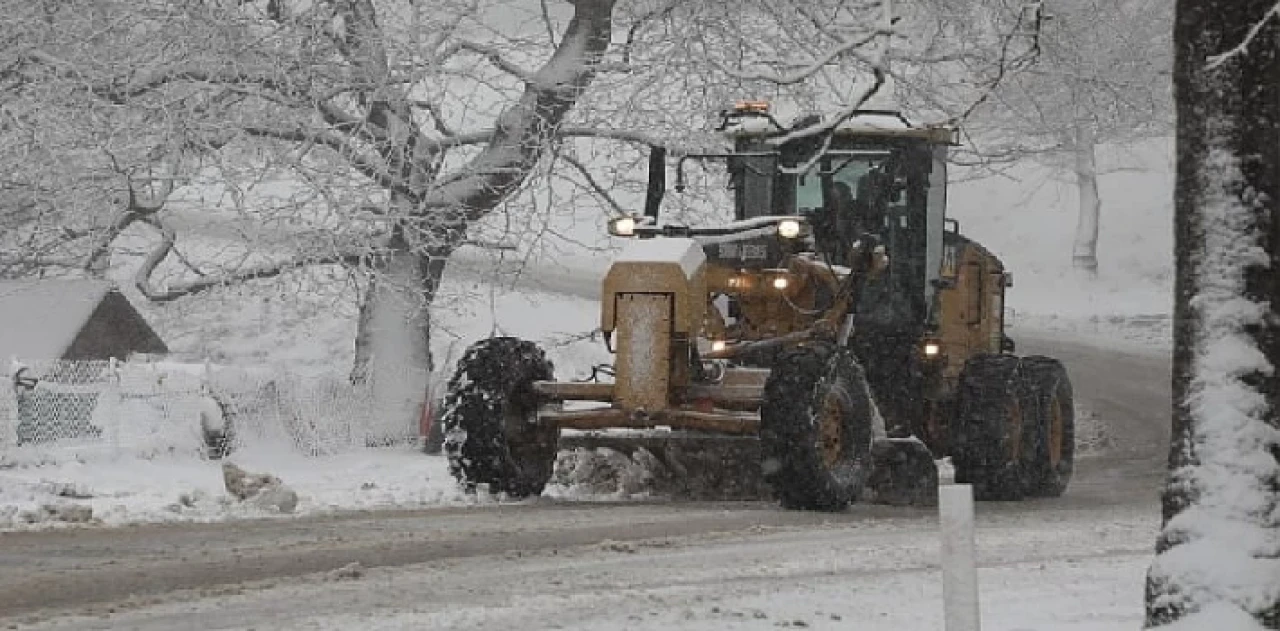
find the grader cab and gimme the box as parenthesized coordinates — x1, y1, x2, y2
(440, 104, 1076, 510)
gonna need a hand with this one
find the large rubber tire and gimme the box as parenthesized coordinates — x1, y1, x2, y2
(760, 345, 876, 511)
(1019, 356, 1075, 497)
(441, 337, 559, 498)
(951, 354, 1034, 501)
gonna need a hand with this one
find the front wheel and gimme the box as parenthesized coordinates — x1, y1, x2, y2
(1020, 356, 1075, 497)
(441, 337, 559, 498)
(760, 345, 877, 511)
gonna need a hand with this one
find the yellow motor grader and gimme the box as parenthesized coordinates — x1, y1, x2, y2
(440, 103, 1075, 510)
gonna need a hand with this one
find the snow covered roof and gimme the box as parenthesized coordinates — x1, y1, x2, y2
(725, 110, 957, 145)
(830, 113, 957, 144)
(0, 279, 168, 362)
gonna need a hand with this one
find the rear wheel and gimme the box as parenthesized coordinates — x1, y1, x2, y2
(1019, 356, 1075, 497)
(761, 345, 876, 511)
(442, 337, 559, 498)
(951, 354, 1033, 501)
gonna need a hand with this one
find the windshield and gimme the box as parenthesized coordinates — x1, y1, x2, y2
(791, 152, 902, 233)
(734, 149, 905, 227)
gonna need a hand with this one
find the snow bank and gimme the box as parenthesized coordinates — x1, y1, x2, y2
(0, 447, 466, 530)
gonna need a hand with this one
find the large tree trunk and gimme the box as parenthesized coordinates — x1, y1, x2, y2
(1144, 1, 1280, 628)
(348, 0, 619, 440)
(1070, 123, 1101, 275)
(351, 225, 451, 444)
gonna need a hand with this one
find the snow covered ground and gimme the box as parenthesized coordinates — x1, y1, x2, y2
(296, 551, 1152, 631)
(0, 280, 617, 530)
(0, 447, 458, 529)
(0, 435, 657, 530)
(6, 498, 1161, 631)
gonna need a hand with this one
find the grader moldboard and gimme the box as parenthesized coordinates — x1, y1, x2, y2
(440, 103, 1076, 510)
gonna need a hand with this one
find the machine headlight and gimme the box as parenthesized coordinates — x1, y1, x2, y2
(777, 219, 801, 239)
(923, 342, 942, 357)
(771, 276, 789, 290)
(710, 340, 728, 352)
(608, 216, 637, 237)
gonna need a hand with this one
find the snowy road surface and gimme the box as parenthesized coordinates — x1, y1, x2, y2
(0, 334, 1170, 628)
(1, 501, 1155, 630)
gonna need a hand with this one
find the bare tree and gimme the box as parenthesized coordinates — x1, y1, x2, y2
(0, 2, 179, 278)
(5, 0, 628, 430)
(1144, 1, 1280, 628)
(954, 0, 1173, 275)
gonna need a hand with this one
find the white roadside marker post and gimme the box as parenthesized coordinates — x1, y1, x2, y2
(940, 483, 981, 631)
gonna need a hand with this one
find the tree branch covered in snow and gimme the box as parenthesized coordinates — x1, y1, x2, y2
(716, 27, 892, 87)
(929, 0, 1172, 274)
(1, 0, 1042, 285)
(132, 213, 368, 303)
(413, 0, 619, 221)
(81, 160, 179, 275)
(1206, 2, 1280, 69)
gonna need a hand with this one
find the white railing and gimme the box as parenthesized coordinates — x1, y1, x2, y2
(0, 358, 425, 466)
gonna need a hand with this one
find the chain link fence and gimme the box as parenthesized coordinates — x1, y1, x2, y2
(1, 358, 426, 466)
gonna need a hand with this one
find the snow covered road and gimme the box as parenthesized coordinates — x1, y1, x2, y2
(3, 500, 1156, 630)
(0, 333, 1170, 628)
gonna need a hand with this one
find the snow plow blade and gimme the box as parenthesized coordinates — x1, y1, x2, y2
(555, 432, 939, 506)
(864, 437, 940, 507)
(556, 432, 770, 500)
